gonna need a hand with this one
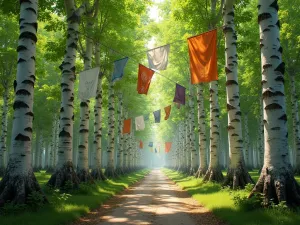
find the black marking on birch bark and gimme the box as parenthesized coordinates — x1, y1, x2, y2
(227, 104, 236, 111)
(29, 75, 36, 81)
(22, 80, 34, 87)
(260, 44, 264, 49)
(265, 103, 282, 110)
(60, 107, 64, 113)
(263, 90, 284, 98)
(232, 119, 240, 122)
(231, 134, 238, 136)
(61, 117, 70, 120)
(209, 89, 214, 93)
(274, 62, 285, 74)
(17, 45, 27, 52)
(227, 125, 235, 130)
(237, 140, 243, 143)
(271, 127, 280, 130)
(271, 55, 280, 60)
(275, 20, 280, 29)
(59, 128, 71, 137)
(225, 67, 232, 74)
(236, 111, 242, 116)
(211, 145, 217, 148)
(270, 0, 279, 11)
(232, 42, 237, 46)
(212, 109, 219, 113)
(278, 46, 283, 53)
(24, 127, 33, 132)
(263, 28, 270, 32)
(212, 132, 220, 135)
(226, 80, 238, 86)
(62, 69, 71, 74)
(69, 97, 74, 102)
(63, 88, 71, 92)
(72, 115, 74, 121)
(15, 133, 30, 141)
(31, 56, 35, 61)
(25, 111, 34, 117)
(80, 102, 88, 107)
(67, 12, 80, 23)
(278, 114, 287, 121)
(258, 13, 272, 23)
(19, 31, 37, 43)
(78, 145, 86, 149)
(18, 58, 26, 63)
(16, 89, 31, 96)
(13, 80, 17, 91)
(68, 42, 77, 49)
(223, 26, 233, 33)
(79, 129, 89, 133)
(13, 101, 29, 109)
(275, 75, 284, 83)
(263, 64, 272, 69)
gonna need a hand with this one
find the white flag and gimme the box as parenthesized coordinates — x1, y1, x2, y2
(147, 44, 170, 70)
(135, 116, 145, 131)
(78, 67, 100, 100)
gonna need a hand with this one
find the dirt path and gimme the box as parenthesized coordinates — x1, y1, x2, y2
(73, 169, 225, 225)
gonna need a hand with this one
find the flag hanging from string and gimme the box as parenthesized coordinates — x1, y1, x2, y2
(137, 64, 155, 95)
(153, 110, 161, 123)
(147, 44, 170, 71)
(112, 57, 129, 82)
(165, 142, 172, 153)
(122, 119, 131, 134)
(149, 142, 153, 147)
(188, 29, 218, 84)
(139, 141, 143, 149)
(164, 105, 171, 120)
(135, 116, 145, 131)
(79, 67, 100, 100)
(173, 83, 186, 105)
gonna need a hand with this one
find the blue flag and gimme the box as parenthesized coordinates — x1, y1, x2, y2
(112, 57, 129, 82)
(153, 110, 161, 123)
(149, 142, 153, 147)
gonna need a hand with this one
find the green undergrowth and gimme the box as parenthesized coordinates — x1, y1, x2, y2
(163, 168, 300, 225)
(0, 169, 149, 225)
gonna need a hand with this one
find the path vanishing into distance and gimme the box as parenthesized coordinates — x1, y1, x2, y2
(73, 169, 225, 225)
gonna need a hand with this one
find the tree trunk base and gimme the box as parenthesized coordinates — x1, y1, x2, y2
(104, 166, 118, 178)
(91, 168, 106, 181)
(249, 166, 300, 207)
(223, 166, 254, 189)
(0, 165, 47, 206)
(189, 167, 197, 176)
(195, 167, 207, 178)
(115, 167, 124, 175)
(203, 167, 224, 183)
(77, 169, 94, 183)
(47, 162, 79, 189)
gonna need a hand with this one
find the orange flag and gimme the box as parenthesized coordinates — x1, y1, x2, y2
(122, 119, 131, 134)
(164, 105, 171, 120)
(137, 64, 155, 95)
(165, 142, 172, 153)
(139, 141, 143, 149)
(188, 29, 218, 84)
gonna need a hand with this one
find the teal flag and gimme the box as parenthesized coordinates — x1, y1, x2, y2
(153, 110, 161, 123)
(112, 57, 129, 82)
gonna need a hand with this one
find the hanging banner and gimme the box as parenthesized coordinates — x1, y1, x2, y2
(149, 142, 153, 147)
(153, 109, 161, 123)
(122, 119, 131, 134)
(79, 67, 100, 100)
(139, 141, 143, 149)
(173, 83, 186, 105)
(112, 57, 129, 83)
(165, 142, 172, 153)
(135, 116, 145, 131)
(164, 105, 171, 120)
(137, 64, 155, 95)
(188, 29, 218, 84)
(147, 44, 170, 71)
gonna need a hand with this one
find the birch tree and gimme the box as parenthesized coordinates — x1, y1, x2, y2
(222, 0, 253, 189)
(249, 0, 300, 206)
(0, 0, 47, 204)
(48, 0, 86, 188)
(116, 92, 124, 174)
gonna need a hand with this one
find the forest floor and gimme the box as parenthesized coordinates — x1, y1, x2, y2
(72, 169, 225, 225)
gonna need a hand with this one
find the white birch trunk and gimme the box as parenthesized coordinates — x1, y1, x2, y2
(0, 85, 9, 174)
(48, 1, 86, 188)
(203, 81, 223, 182)
(189, 86, 197, 174)
(258, 96, 264, 168)
(195, 84, 207, 177)
(244, 114, 250, 168)
(222, 0, 252, 188)
(116, 92, 124, 174)
(250, 0, 300, 206)
(0, 0, 47, 205)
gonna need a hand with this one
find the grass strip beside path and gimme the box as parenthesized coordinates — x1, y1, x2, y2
(0, 169, 149, 225)
(163, 168, 300, 225)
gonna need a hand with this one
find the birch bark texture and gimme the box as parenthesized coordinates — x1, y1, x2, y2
(116, 92, 124, 174)
(249, 0, 300, 206)
(222, 0, 253, 189)
(48, 0, 86, 188)
(0, 85, 9, 174)
(0, 0, 47, 205)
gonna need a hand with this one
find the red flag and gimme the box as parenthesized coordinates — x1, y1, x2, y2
(139, 141, 143, 149)
(164, 105, 171, 120)
(165, 142, 172, 153)
(188, 29, 218, 84)
(137, 64, 155, 95)
(122, 119, 131, 134)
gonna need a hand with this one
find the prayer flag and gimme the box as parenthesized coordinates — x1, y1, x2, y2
(122, 119, 131, 134)
(79, 67, 100, 100)
(139, 141, 143, 149)
(165, 142, 172, 153)
(173, 83, 186, 105)
(149, 142, 153, 147)
(137, 64, 155, 95)
(147, 44, 170, 70)
(188, 29, 218, 84)
(153, 110, 161, 123)
(164, 105, 171, 120)
(112, 57, 129, 82)
(135, 116, 145, 131)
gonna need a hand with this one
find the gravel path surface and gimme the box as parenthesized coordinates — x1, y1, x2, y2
(73, 169, 226, 225)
